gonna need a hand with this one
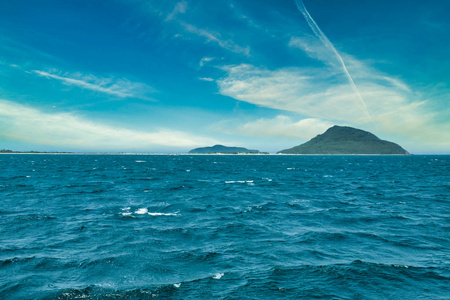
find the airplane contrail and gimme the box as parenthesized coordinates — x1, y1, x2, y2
(294, 0, 371, 121)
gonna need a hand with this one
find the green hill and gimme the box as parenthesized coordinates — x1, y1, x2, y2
(278, 126, 409, 155)
(189, 145, 259, 154)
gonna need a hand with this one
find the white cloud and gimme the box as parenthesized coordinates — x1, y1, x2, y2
(180, 22, 250, 56)
(166, 1, 188, 21)
(0, 99, 218, 152)
(199, 56, 215, 67)
(289, 36, 337, 67)
(198, 77, 214, 82)
(218, 115, 334, 139)
(217, 64, 368, 123)
(216, 48, 450, 148)
(160, 2, 249, 56)
(33, 70, 155, 100)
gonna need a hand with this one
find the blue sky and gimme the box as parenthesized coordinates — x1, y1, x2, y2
(0, 0, 449, 153)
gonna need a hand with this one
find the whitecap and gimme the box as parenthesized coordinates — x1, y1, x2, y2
(147, 212, 177, 216)
(121, 212, 133, 216)
(213, 273, 224, 279)
(121, 207, 131, 211)
(135, 160, 146, 163)
(173, 283, 181, 288)
(135, 208, 148, 214)
(226, 180, 251, 184)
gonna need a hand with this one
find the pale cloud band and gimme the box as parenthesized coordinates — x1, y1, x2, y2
(217, 115, 334, 139)
(180, 22, 250, 56)
(217, 63, 369, 123)
(33, 70, 155, 100)
(0, 99, 217, 152)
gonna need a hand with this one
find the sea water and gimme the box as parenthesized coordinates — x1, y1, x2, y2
(0, 154, 449, 299)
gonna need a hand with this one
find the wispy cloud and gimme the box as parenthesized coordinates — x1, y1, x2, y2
(216, 57, 450, 149)
(0, 99, 218, 152)
(198, 77, 214, 82)
(33, 70, 155, 100)
(166, 0, 188, 21)
(294, 0, 370, 120)
(215, 115, 334, 139)
(217, 63, 368, 123)
(179, 22, 250, 56)
(154, 1, 250, 56)
(199, 56, 215, 67)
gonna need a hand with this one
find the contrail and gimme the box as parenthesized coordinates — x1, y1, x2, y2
(294, 0, 371, 120)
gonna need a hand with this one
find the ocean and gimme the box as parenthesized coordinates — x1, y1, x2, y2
(0, 154, 449, 299)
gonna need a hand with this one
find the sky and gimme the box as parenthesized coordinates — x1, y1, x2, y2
(0, 0, 449, 153)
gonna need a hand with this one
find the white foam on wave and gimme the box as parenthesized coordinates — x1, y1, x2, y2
(135, 208, 148, 214)
(121, 207, 131, 211)
(148, 212, 178, 216)
(213, 273, 224, 279)
(173, 283, 181, 288)
(121, 212, 133, 216)
(135, 160, 146, 163)
(225, 180, 254, 184)
(393, 264, 409, 269)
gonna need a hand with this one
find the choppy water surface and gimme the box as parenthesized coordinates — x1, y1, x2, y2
(0, 154, 449, 299)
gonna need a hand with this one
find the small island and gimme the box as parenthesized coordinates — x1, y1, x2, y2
(189, 144, 260, 154)
(278, 125, 409, 155)
(0, 149, 71, 154)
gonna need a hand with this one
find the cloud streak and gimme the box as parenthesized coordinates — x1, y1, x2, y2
(216, 115, 334, 139)
(180, 22, 250, 56)
(166, 0, 188, 21)
(33, 70, 155, 100)
(294, 0, 370, 120)
(0, 99, 217, 152)
(217, 64, 367, 122)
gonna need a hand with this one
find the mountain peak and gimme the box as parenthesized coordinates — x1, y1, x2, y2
(279, 126, 409, 155)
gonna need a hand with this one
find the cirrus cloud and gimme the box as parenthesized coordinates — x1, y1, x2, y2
(33, 70, 156, 100)
(216, 115, 334, 139)
(0, 99, 218, 152)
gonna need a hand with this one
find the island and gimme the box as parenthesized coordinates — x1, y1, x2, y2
(0, 149, 71, 154)
(189, 144, 260, 154)
(278, 125, 409, 155)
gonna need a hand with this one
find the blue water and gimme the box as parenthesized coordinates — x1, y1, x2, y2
(0, 154, 449, 299)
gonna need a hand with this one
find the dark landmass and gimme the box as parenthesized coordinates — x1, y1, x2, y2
(278, 126, 410, 155)
(189, 144, 260, 154)
(0, 149, 71, 154)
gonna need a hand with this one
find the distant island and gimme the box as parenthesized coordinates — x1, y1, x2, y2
(189, 144, 260, 154)
(0, 149, 72, 154)
(278, 125, 410, 155)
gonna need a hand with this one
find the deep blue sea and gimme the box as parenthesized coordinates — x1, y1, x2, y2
(0, 154, 449, 299)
